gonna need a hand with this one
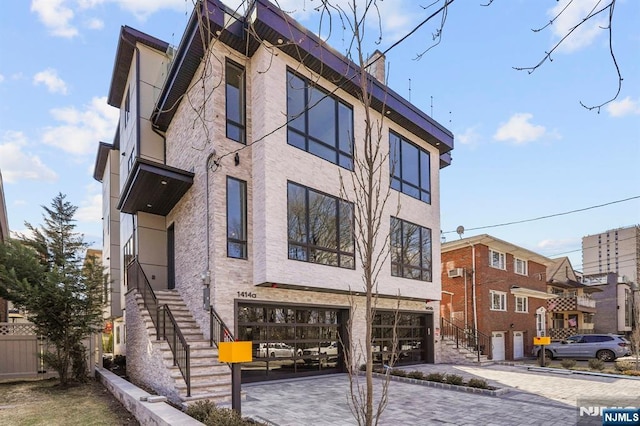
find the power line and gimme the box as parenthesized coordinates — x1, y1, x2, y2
(545, 234, 638, 257)
(443, 196, 640, 234)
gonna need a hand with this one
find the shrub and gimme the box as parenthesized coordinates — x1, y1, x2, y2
(390, 368, 407, 377)
(445, 374, 464, 386)
(588, 358, 605, 371)
(185, 400, 265, 426)
(407, 371, 424, 380)
(113, 355, 126, 367)
(622, 370, 640, 377)
(425, 372, 445, 383)
(467, 378, 489, 389)
(560, 359, 576, 369)
(615, 361, 634, 372)
(186, 400, 217, 423)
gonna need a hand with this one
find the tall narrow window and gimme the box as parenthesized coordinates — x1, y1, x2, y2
(227, 177, 247, 258)
(389, 131, 431, 203)
(124, 88, 130, 128)
(226, 60, 246, 143)
(390, 217, 432, 282)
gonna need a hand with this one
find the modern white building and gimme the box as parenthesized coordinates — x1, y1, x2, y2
(94, 0, 454, 405)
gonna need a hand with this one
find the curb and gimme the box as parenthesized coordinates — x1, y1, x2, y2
(525, 366, 640, 380)
(370, 372, 510, 396)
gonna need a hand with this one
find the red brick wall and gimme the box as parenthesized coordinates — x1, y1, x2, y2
(442, 243, 548, 360)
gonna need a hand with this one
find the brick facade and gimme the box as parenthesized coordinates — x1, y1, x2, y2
(442, 235, 551, 361)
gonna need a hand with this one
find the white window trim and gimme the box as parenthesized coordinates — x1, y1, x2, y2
(490, 290, 507, 311)
(489, 249, 506, 270)
(515, 295, 528, 313)
(514, 258, 528, 276)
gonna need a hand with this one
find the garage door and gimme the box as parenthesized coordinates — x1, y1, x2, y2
(492, 331, 505, 361)
(513, 331, 524, 359)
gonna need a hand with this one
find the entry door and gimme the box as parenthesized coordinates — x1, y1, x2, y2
(513, 331, 524, 359)
(492, 332, 505, 361)
(167, 224, 175, 290)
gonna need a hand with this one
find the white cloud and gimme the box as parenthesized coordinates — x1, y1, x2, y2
(42, 96, 118, 156)
(0, 131, 58, 183)
(536, 238, 581, 255)
(456, 126, 481, 147)
(76, 192, 102, 223)
(547, 0, 606, 53)
(606, 97, 640, 117)
(0, 74, 4, 83)
(31, 0, 78, 38)
(493, 113, 547, 144)
(85, 17, 104, 30)
(33, 68, 69, 95)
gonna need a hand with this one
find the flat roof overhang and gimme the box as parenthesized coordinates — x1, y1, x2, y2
(117, 158, 194, 216)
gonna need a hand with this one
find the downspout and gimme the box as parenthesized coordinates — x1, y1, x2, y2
(471, 243, 478, 339)
(204, 152, 216, 308)
(463, 268, 468, 330)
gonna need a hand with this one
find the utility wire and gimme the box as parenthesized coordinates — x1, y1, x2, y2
(442, 195, 640, 234)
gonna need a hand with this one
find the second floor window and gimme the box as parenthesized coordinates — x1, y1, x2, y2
(389, 131, 431, 203)
(514, 258, 528, 275)
(390, 217, 432, 282)
(515, 296, 528, 313)
(227, 177, 247, 259)
(490, 290, 507, 311)
(489, 249, 506, 270)
(287, 182, 354, 269)
(124, 88, 130, 128)
(226, 60, 246, 143)
(286, 70, 353, 169)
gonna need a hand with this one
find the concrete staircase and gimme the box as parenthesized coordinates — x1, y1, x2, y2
(135, 290, 232, 406)
(440, 337, 493, 366)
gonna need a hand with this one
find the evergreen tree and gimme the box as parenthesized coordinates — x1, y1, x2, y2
(0, 193, 106, 386)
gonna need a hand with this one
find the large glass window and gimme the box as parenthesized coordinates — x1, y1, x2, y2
(286, 71, 353, 169)
(287, 182, 354, 269)
(227, 177, 247, 259)
(390, 217, 432, 282)
(226, 60, 246, 143)
(389, 131, 431, 203)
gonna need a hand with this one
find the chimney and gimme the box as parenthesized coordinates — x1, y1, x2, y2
(365, 50, 385, 83)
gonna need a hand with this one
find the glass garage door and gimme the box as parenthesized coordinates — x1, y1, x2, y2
(236, 303, 348, 383)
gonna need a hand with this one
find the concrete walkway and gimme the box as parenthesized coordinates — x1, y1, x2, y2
(240, 363, 640, 426)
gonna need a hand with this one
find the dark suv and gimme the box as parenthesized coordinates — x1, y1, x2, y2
(532, 334, 631, 361)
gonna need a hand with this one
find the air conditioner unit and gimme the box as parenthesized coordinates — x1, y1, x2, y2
(447, 268, 464, 278)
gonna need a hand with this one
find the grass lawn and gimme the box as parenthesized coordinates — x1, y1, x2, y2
(0, 377, 138, 426)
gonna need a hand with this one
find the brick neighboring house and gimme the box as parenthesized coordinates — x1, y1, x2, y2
(441, 235, 553, 361)
(545, 257, 600, 340)
(94, 0, 454, 405)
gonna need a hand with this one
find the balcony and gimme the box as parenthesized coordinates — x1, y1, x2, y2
(547, 294, 596, 313)
(118, 158, 194, 216)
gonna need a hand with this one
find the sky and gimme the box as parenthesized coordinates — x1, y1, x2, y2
(0, 0, 638, 272)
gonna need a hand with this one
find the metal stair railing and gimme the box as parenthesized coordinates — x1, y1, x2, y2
(210, 306, 235, 349)
(127, 260, 191, 397)
(440, 317, 492, 362)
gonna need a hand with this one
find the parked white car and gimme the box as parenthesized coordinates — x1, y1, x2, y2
(256, 343, 296, 358)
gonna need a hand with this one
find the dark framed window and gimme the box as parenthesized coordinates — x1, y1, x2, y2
(124, 89, 130, 128)
(287, 182, 354, 269)
(389, 131, 431, 203)
(226, 59, 246, 143)
(390, 217, 432, 281)
(286, 70, 353, 169)
(227, 177, 247, 259)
